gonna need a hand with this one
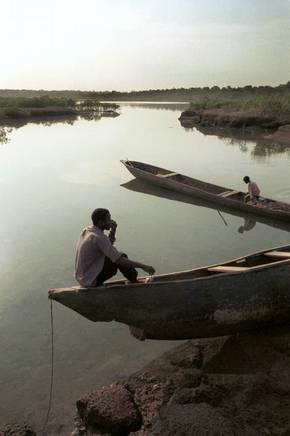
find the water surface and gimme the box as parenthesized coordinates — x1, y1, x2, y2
(0, 103, 290, 433)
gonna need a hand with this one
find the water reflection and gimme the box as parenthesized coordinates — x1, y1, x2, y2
(238, 217, 256, 234)
(0, 127, 12, 144)
(179, 121, 290, 159)
(121, 178, 290, 234)
(116, 102, 189, 111)
(0, 111, 113, 144)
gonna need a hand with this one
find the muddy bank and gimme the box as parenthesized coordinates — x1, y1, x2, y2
(264, 124, 290, 144)
(73, 329, 290, 435)
(179, 109, 290, 133)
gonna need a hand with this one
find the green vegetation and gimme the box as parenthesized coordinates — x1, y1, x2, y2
(0, 95, 75, 108)
(0, 95, 76, 121)
(189, 94, 290, 115)
(0, 94, 118, 124)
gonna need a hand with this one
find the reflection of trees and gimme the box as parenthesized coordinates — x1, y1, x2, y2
(0, 111, 111, 142)
(0, 127, 12, 144)
(222, 137, 249, 153)
(192, 124, 290, 159)
(251, 141, 290, 158)
(224, 137, 290, 159)
(80, 112, 101, 121)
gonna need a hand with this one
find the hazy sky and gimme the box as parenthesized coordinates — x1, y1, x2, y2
(1, 0, 290, 90)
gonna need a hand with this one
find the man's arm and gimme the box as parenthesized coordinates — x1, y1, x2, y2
(248, 183, 254, 199)
(108, 220, 117, 244)
(116, 256, 155, 275)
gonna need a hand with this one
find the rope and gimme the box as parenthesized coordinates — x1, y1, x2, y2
(41, 299, 54, 434)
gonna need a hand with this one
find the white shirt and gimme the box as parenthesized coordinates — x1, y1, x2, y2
(75, 226, 123, 287)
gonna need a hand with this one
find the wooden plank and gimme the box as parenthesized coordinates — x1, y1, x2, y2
(218, 190, 239, 198)
(158, 172, 179, 178)
(207, 266, 250, 273)
(264, 251, 290, 258)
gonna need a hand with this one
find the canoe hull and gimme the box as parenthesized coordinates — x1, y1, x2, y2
(50, 262, 290, 340)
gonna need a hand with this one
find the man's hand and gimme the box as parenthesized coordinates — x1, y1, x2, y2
(109, 220, 117, 244)
(142, 265, 155, 275)
(110, 220, 117, 230)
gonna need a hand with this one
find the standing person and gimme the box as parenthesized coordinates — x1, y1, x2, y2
(243, 176, 260, 203)
(75, 208, 155, 287)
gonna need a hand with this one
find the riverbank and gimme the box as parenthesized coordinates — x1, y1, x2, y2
(2, 328, 290, 435)
(178, 95, 290, 144)
(72, 328, 290, 435)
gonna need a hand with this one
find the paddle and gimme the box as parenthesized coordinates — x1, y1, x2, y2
(217, 209, 228, 226)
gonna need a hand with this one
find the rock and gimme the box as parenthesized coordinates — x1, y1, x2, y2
(0, 424, 36, 436)
(76, 382, 142, 435)
(74, 332, 290, 435)
(149, 403, 248, 436)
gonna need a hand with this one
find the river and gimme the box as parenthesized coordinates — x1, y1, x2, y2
(0, 103, 290, 434)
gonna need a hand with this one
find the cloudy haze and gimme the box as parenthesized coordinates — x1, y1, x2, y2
(1, 0, 290, 90)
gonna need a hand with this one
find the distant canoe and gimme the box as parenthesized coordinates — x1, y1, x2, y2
(121, 178, 290, 233)
(49, 245, 290, 340)
(121, 160, 290, 222)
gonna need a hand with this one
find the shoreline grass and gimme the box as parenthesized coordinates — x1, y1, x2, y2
(189, 94, 290, 116)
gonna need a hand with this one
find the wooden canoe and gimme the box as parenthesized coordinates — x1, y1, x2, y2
(121, 178, 290, 233)
(49, 245, 290, 340)
(121, 160, 290, 222)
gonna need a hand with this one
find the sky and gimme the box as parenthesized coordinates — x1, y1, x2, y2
(1, 0, 290, 91)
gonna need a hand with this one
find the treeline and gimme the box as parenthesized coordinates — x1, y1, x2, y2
(1, 82, 290, 102)
(0, 95, 75, 108)
(93, 82, 290, 102)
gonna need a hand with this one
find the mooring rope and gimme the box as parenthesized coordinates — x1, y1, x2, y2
(41, 298, 54, 434)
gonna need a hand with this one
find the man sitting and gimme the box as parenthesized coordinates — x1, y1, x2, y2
(243, 176, 260, 204)
(75, 208, 155, 287)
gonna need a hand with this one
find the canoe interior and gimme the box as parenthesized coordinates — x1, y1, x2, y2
(123, 160, 290, 212)
(125, 160, 229, 195)
(93, 244, 290, 289)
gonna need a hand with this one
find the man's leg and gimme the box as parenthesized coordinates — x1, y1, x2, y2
(95, 257, 118, 286)
(117, 254, 138, 283)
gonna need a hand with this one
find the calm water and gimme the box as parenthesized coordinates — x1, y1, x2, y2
(1, 104, 290, 433)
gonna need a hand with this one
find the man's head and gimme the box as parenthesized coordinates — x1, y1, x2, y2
(243, 176, 250, 184)
(91, 208, 111, 230)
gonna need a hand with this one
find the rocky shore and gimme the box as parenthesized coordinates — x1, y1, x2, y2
(0, 424, 36, 435)
(70, 328, 290, 436)
(2, 330, 290, 435)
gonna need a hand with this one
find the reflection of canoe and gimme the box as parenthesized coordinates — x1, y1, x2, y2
(49, 245, 290, 340)
(121, 160, 290, 222)
(121, 179, 290, 233)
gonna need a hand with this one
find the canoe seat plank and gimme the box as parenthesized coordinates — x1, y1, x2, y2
(158, 172, 179, 178)
(218, 190, 239, 198)
(207, 266, 250, 273)
(264, 251, 290, 258)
